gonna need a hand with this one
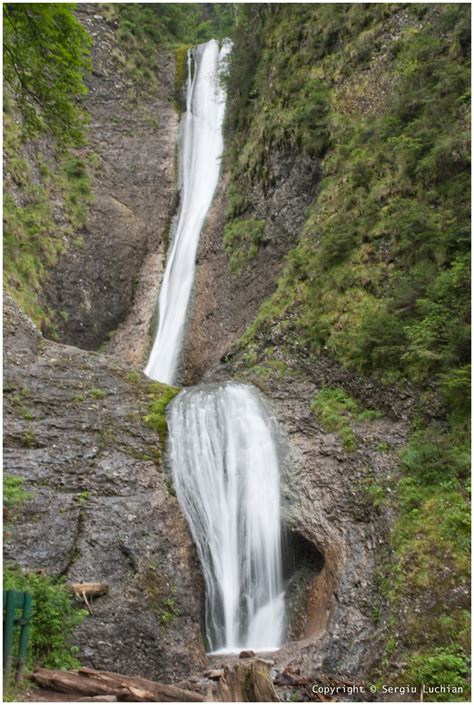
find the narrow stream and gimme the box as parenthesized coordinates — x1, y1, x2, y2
(145, 40, 286, 654)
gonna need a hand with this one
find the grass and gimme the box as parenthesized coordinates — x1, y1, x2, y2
(311, 386, 381, 451)
(223, 218, 266, 274)
(3, 476, 30, 523)
(3, 110, 95, 332)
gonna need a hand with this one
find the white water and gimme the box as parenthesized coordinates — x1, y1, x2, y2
(145, 39, 231, 384)
(168, 383, 285, 653)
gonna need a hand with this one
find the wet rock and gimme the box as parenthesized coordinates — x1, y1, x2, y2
(3, 295, 206, 682)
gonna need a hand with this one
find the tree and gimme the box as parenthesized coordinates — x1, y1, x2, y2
(3, 3, 91, 144)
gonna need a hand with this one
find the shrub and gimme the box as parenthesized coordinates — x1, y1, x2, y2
(3, 566, 87, 670)
(406, 647, 469, 701)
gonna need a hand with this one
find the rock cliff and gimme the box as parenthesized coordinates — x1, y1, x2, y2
(43, 6, 178, 361)
(4, 294, 206, 681)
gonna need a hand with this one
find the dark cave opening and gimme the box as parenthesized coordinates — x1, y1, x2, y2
(283, 527, 326, 642)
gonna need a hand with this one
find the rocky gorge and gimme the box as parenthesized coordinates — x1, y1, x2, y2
(3, 3, 470, 702)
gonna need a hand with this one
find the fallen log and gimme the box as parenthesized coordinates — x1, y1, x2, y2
(218, 659, 278, 702)
(32, 667, 205, 702)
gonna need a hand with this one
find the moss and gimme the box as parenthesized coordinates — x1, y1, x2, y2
(174, 45, 190, 111)
(223, 218, 266, 274)
(311, 386, 380, 451)
(143, 382, 181, 448)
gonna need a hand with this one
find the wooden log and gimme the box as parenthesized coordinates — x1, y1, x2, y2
(217, 659, 278, 702)
(79, 668, 205, 702)
(66, 582, 109, 615)
(31, 667, 205, 702)
(67, 582, 109, 597)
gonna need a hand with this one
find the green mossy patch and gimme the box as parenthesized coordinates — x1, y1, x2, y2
(143, 382, 181, 449)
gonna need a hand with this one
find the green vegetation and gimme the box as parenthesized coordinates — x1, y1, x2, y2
(22, 430, 36, 449)
(311, 386, 381, 451)
(3, 4, 94, 332)
(3, 566, 87, 670)
(3, 476, 30, 522)
(381, 423, 471, 698)
(3, 4, 91, 144)
(3, 472, 86, 679)
(89, 388, 106, 400)
(174, 45, 190, 108)
(231, 4, 470, 389)
(161, 593, 181, 626)
(224, 218, 266, 273)
(144, 382, 181, 447)
(406, 647, 469, 701)
(136, 563, 180, 627)
(107, 3, 234, 100)
(226, 4, 470, 697)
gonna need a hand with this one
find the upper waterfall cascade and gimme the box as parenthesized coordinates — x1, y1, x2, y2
(168, 383, 285, 653)
(145, 38, 231, 384)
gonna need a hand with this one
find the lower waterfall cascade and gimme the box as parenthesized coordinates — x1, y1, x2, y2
(144, 39, 287, 654)
(168, 383, 285, 654)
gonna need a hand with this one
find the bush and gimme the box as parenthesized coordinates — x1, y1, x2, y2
(406, 647, 469, 701)
(3, 566, 87, 670)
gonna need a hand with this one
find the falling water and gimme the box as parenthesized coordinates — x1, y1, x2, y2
(144, 38, 286, 654)
(168, 383, 285, 653)
(145, 39, 231, 384)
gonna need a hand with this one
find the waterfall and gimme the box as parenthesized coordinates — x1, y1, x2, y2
(145, 39, 231, 385)
(168, 383, 285, 654)
(144, 39, 286, 654)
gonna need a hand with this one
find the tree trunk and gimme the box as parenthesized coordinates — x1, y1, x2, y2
(217, 659, 278, 702)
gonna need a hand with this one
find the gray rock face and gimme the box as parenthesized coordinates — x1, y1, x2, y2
(182, 150, 321, 385)
(3, 295, 206, 681)
(43, 6, 178, 357)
